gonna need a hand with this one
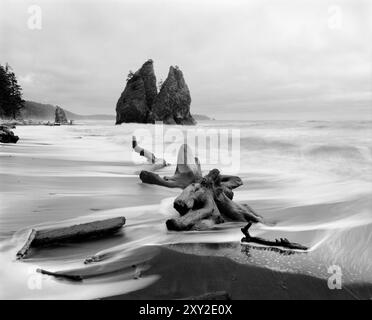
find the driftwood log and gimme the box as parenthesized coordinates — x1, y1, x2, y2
(36, 268, 83, 281)
(133, 136, 169, 171)
(241, 223, 308, 251)
(16, 217, 126, 259)
(139, 144, 263, 231)
(139, 143, 202, 189)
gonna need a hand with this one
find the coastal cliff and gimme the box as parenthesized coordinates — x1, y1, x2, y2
(116, 60, 195, 125)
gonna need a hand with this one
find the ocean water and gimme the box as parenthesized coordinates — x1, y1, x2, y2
(0, 120, 371, 299)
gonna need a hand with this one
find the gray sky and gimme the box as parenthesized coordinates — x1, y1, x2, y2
(1, 0, 371, 119)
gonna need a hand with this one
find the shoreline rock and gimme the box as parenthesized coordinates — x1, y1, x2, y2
(116, 60, 196, 125)
(0, 124, 19, 143)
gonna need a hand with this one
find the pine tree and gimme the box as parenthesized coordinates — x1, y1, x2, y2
(126, 70, 134, 82)
(0, 63, 25, 119)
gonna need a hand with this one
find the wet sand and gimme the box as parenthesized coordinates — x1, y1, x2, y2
(108, 245, 372, 300)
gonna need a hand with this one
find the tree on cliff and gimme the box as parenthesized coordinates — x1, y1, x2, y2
(0, 63, 25, 119)
(126, 70, 134, 82)
(157, 79, 164, 91)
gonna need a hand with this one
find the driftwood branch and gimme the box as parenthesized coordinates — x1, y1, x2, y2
(139, 144, 202, 188)
(241, 223, 308, 251)
(16, 217, 126, 259)
(36, 268, 83, 281)
(133, 136, 168, 171)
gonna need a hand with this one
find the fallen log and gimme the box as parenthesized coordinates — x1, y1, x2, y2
(16, 217, 126, 260)
(240, 223, 308, 251)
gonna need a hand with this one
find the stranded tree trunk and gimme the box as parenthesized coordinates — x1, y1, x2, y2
(16, 217, 126, 259)
(139, 144, 263, 231)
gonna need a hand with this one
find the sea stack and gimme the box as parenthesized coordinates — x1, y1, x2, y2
(116, 60, 157, 124)
(115, 60, 195, 125)
(151, 66, 195, 125)
(55, 106, 68, 124)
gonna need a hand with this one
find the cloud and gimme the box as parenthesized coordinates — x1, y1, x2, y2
(1, 0, 371, 119)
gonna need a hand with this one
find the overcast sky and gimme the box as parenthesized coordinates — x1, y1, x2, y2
(1, 0, 371, 119)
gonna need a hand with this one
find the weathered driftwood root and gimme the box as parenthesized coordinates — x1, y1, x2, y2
(16, 217, 126, 259)
(138, 143, 263, 231)
(167, 169, 263, 231)
(214, 188, 263, 223)
(166, 186, 223, 231)
(241, 223, 308, 251)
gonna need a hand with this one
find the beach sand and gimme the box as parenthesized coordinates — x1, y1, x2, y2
(108, 245, 372, 300)
(1, 121, 372, 300)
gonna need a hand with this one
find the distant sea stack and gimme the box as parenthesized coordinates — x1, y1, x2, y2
(115, 60, 195, 125)
(55, 106, 68, 124)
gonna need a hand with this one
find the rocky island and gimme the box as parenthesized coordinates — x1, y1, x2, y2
(116, 60, 195, 125)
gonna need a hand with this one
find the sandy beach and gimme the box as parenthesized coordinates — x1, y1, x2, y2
(1, 120, 372, 300)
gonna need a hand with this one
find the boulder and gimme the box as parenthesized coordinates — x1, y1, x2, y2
(0, 125, 19, 143)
